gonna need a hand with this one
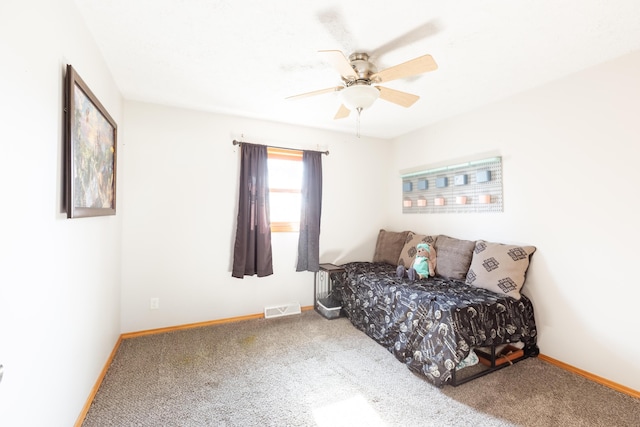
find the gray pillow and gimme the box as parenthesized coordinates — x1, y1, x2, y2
(372, 229, 411, 265)
(434, 235, 476, 280)
(465, 240, 536, 300)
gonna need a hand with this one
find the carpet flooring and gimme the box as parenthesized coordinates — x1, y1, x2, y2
(82, 310, 639, 426)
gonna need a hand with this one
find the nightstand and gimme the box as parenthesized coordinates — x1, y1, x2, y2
(314, 263, 345, 319)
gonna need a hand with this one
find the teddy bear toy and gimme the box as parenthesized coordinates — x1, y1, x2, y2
(396, 242, 436, 281)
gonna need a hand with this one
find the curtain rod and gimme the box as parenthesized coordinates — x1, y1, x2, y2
(232, 139, 329, 155)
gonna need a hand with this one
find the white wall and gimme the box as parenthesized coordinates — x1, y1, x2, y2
(0, 1, 124, 426)
(120, 101, 391, 332)
(389, 51, 640, 391)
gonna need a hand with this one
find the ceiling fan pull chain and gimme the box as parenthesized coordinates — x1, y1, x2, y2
(356, 107, 363, 138)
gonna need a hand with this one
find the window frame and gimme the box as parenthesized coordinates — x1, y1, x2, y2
(267, 147, 302, 233)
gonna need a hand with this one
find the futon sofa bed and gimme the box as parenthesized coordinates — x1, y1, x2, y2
(332, 230, 538, 387)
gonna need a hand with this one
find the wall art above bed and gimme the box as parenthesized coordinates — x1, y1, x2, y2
(400, 156, 503, 214)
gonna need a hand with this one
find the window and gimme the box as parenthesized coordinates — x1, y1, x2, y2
(267, 147, 302, 232)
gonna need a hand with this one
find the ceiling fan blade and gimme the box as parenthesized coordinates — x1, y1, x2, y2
(334, 104, 351, 119)
(376, 86, 420, 108)
(316, 9, 355, 54)
(286, 86, 343, 100)
(318, 50, 357, 82)
(372, 20, 442, 59)
(371, 54, 438, 83)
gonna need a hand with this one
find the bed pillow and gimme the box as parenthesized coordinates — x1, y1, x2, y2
(372, 229, 411, 265)
(465, 240, 536, 300)
(397, 232, 438, 268)
(433, 235, 476, 280)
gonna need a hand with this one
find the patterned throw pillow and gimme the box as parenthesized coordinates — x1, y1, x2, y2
(434, 235, 476, 280)
(397, 232, 438, 270)
(372, 229, 411, 265)
(465, 240, 536, 300)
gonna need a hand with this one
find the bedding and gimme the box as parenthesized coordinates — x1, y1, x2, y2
(334, 261, 538, 387)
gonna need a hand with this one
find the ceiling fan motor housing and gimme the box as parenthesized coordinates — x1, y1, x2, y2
(346, 53, 377, 85)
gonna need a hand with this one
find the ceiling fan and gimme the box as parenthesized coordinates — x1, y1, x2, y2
(286, 50, 438, 120)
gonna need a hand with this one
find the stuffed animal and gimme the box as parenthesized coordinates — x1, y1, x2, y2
(396, 242, 436, 280)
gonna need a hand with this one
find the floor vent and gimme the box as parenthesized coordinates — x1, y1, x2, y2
(264, 302, 301, 319)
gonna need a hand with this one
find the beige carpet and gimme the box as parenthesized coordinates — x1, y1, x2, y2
(82, 310, 639, 426)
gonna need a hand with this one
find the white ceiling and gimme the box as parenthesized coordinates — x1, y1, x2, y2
(74, 0, 640, 139)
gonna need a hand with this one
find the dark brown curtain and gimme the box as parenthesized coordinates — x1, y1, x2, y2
(232, 143, 273, 278)
(296, 150, 323, 272)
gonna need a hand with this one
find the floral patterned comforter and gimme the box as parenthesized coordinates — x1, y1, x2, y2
(333, 262, 538, 387)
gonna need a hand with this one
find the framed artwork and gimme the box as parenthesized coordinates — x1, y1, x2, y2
(64, 64, 118, 218)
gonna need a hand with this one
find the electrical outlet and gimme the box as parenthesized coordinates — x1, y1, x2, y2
(150, 297, 160, 310)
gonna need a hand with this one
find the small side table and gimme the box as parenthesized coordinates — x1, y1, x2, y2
(314, 263, 345, 319)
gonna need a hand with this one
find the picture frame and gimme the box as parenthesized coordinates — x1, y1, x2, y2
(64, 64, 118, 218)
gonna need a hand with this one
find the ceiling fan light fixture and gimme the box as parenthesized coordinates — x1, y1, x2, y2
(340, 84, 380, 111)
